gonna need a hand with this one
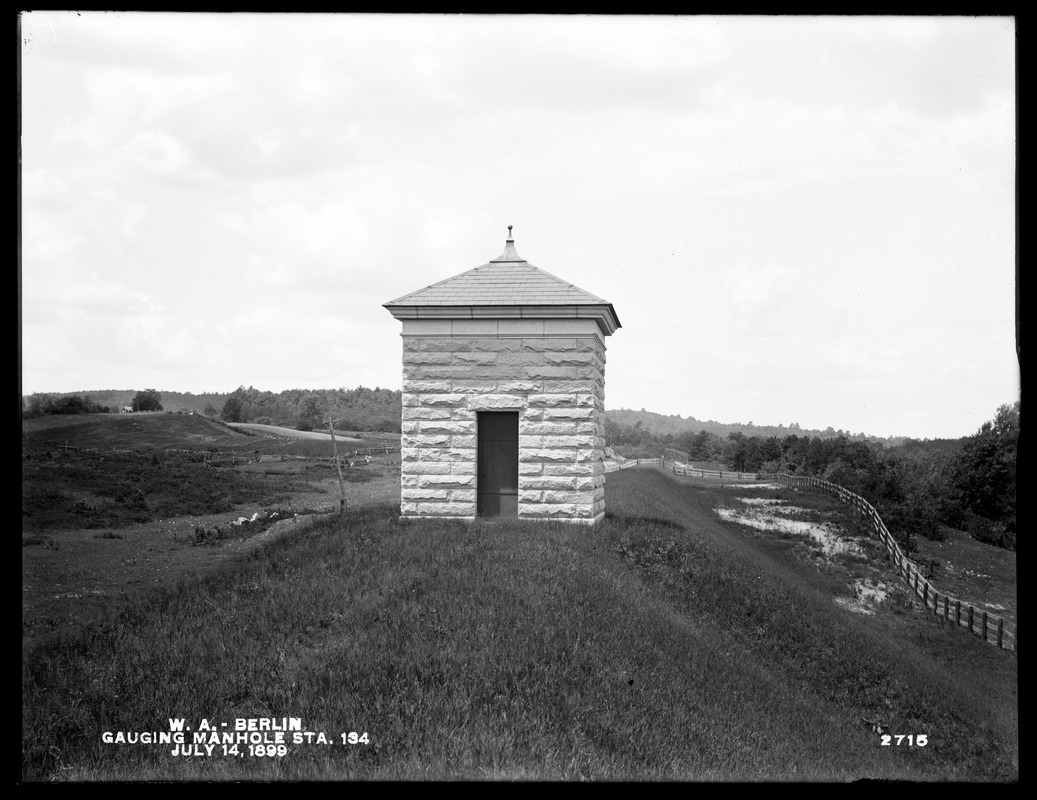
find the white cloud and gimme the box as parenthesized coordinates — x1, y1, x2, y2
(19, 13, 1016, 438)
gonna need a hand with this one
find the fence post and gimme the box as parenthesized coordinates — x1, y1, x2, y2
(968, 605, 975, 634)
(998, 618, 1004, 649)
(982, 611, 988, 642)
(956, 599, 962, 628)
(944, 595, 949, 622)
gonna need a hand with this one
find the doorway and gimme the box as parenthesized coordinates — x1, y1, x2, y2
(477, 412, 519, 518)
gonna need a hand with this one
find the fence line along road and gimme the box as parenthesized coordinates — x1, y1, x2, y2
(761, 472, 1016, 653)
(612, 456, 1017, 652)
(604, 457, 662, 473)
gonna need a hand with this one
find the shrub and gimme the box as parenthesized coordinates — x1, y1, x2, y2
(965, 514, 1016, 551)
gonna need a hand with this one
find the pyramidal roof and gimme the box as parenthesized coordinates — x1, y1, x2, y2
(384, 228, 621, 334)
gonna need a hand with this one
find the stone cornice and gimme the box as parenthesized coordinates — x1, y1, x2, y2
(384, 303, 621, 336)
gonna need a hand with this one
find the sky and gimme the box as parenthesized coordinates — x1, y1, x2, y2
(20, 12, 1017, 440)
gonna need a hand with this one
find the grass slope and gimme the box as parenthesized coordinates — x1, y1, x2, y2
(22, 413, 253, 452)
(22, 470, 1017, 781)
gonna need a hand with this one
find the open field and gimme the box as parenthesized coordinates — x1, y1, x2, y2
(22, 419, 1017, 781)
(228, 422, 364, 444)
(22, 414, 399, 651)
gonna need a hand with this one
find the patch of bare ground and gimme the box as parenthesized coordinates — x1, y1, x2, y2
(710, 481, 1016, 630)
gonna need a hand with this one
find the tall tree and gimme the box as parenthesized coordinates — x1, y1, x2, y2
(131, 389, 163, 412)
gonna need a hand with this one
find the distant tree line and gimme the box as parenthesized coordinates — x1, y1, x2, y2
(608, 402, 1018, 552)
(23, 389, 165, 417)
(22, 393, 113, 417)
(21, 386, 402, 434)
(218, 385, 402, 434)
(605, 407, 903, 445)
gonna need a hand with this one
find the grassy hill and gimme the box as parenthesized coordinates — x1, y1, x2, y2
(22, 411, 251, 452)
(22, 467, 1017, 781)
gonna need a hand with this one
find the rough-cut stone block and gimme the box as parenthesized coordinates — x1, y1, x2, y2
(521, 476, 577, 491)
(402, 407, 453, 421)
(522, 503, 577, 518)
(451, 380, 500, 393)
(411, 502, 475, 516)
(542, 407, 595, 420)
(466, 394, 527, 410)
(540, 434, 595, 449)
(527, 393, 576, 407)
(417, 393, 467, 406)
(408, 353, 453, 365)
(417, 420, 477, 435)
(450, 489, 476, 503)
(409, 488, 451, 500)
(542, 490, 588, 504)
(521, 422, 576, 436)
(477, 339, 525, 352)
(546, 352, 596, 366)
(402, 461, 452, 476)
(525, 338, 578, 352)
(525, 366, 581, 380)
(403, 380, 452, 392)
(520, 448, 577, 463)
(498, 380, 541, 393)
(495, 352, 541, 371)
(450, 435, 477, 448)
(414, 434, 451, 447)
(519, 462, 543, 476)
(417, 448, 477, 463)
(541, 380, 597, 394)
(453, 352, 498, 365)
(419, 475, 475, 488)
(543, 463, 596, 477)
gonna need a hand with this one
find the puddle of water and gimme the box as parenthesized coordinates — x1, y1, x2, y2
(730, 483, 782, 490)
(739, 498, 783, 506)
(715, 506, 861, 557)
(834, 578, 890, 615)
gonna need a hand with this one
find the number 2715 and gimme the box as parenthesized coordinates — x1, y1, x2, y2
(881, 734, 927, 746)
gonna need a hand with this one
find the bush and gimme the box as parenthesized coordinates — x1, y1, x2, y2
(965, 514, 1016, 551)
(880, 501, 946, 545)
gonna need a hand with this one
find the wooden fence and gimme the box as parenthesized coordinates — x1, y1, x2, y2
(763, 473, 1016, 653)
(604, 457, 660, 473)
(664, 457, 760, 482)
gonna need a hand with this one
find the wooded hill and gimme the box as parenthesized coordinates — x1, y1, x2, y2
(604, 407, 907, 445)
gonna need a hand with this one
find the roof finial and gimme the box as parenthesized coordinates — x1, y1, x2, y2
(507, 224, 513, 240)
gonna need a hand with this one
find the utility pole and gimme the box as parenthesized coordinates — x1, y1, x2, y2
(326, 417, 347, 514)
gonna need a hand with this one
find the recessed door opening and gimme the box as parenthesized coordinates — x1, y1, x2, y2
(477, 412, 519, 518)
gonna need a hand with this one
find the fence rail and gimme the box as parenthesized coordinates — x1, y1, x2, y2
(604, 457, 659, 473)
(664, 458, 760, 482)
(762, 473, 1016, 653)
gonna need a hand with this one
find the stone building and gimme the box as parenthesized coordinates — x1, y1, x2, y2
(383, 228, 621, 524)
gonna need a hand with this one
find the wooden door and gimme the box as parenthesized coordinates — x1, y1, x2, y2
(477, 412, 519, 518)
